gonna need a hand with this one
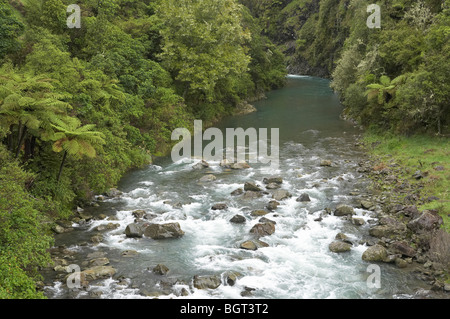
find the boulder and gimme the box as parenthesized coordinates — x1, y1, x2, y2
(153, 264, 169, 275)
(272, 189, 291, 201)
(239, 239, 269, 250)
(224, 271, 242, 286)
(193, 275, 221, 290)
(320, 160, 332, 167)
(250, 222, 275, 237)
(144, 223, 185, 239)
(265, 182, 281, 189)
(250, 210, 268, 217)
(369, 217, 407, 238)
(266, 200, 280, 211)
(121, 250, 139, 258)
(89, 257, 110, 267)
(230, 214, 246, 224)
(230, 161, 250, 169)
(82, 266, 116, 281)
(192, 160, 209, 169)
(242, 191, 263, 200)
(125, 223, 143, 238)
(329, 240, 352, 253)
(296, 193, 311, 202)
(333, 204, 355, 216)
(360, 200, 374, 210)
(362, 244, 388, 262)
(211, 203, 228, 210)
(352, 217, 365, 226)
(107, 188, 123, 198)
(231, 188, 244, 196)
(199, 174, 216, 182)
(407, 210, 443, 232)
(132, 210, 146, 219)
(389, 241, 417, 257)
(244, 182, 262, 192)
(263, 177, 283, 185)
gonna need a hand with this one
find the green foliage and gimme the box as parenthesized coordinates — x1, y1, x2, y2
(0, 0, 24, 60)
(0, 145, 52, 298)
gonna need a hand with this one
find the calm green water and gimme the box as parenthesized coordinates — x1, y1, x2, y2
(43, 76, 431, 299)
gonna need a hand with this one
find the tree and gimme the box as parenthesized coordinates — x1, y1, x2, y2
(0, 64, 70, 159)
(0, 0, 24, 60)
(365, 75, 405, 105)
(157, 0, 251, 104)
(48, 117, 106, 183)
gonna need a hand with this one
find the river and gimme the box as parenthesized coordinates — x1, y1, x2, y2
(42, 75, 431, 299)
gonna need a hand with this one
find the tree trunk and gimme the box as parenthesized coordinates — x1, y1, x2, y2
(15, 125, 27, 159)
(57, 151, 68, 183)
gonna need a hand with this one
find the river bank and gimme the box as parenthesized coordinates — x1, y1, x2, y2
(354, 133, 450, 294)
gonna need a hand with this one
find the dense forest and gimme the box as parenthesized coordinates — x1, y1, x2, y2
(0, 0, 449, 298)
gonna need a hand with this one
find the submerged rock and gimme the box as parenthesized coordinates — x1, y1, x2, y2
(211, 203, 228, 210)
(153, 264, 169, 275)
(320, 160, 332, 167)
(192, 160, 209, 169)
(263, 177, 283, 185)
(82, 266, 116, 281)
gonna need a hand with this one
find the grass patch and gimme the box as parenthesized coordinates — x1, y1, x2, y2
(362, 131, 450, 233)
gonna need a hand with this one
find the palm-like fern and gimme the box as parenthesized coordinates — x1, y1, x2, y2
(365, 75, 406, 105)
(0, 65, 71, 158)
(49, 116, 106, 183)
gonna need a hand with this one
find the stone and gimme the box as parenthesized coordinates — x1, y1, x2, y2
(244, 182, 262, 192)
(224, 271, 242, 286)
(335, 232, 353, 245)
(230, 161, 250, 169)
(89, 257, 110, 267)
(231, 188, 244, 196)
(360, 200, 374, 210)
(193, 275, 221, 290)
(249, 222, 275, 237)
(320, 160, 332, 167)
(266, 200, 280, 211)
(125, 223, 143, 238)
(362, 244, 388, 262)
(230, 214, 246, 223)
(352, 217, 365, 226)
(408, 210, 443, 232)
(82, 266, 116, 281)
(369, 217, 407, 238)
(240, 240, 258, 250)
(296, 193, 311, 202)
(121, 250, 139, 258)
(272, 189, 291, 201)
(144, 222, 185, 239)
(250, 210, 268, 217)
(132, 210, 146, 219)
(263, 177, 283, 184)
(389, 241, 417, 257)
(153, 264, 169, 275)
(211, 203, 228, 210)
(107, 188, 122, 197)
(199, 174, 216, 182)
(395, 258, 408, 268)
(259, 217, 276, 224)
(242, 191, 263, 200)
(192, 160, 209, 169)
(329, 240, 352, 253)
(265, 182, 281, 189)
(333, 204, 355, 216)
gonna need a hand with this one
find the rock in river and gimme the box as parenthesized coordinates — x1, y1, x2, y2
(272, 189, 291, 201)
(329, 240, 352, 253)
(333, 204, 355, 216)
(250, 222, 275, 237)
(362, 244, 388, 262)
(125, 223, 144, 238)
(144, 222, 185, 239)
(193, 275, 221, 290)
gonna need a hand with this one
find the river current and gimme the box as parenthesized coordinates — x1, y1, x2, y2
(42, 76, 429, 299)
